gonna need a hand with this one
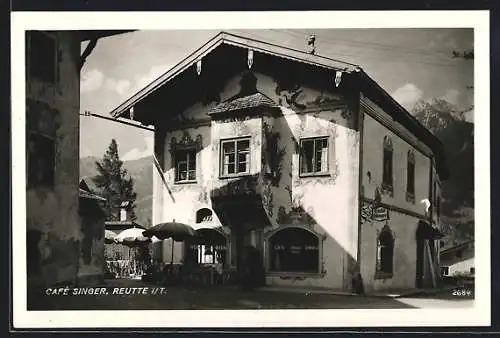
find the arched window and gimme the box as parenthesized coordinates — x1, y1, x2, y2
(382, 136, 393, 194)
(376, 225, 394, 276)
(196, 208, 213, 223)
(406, 150, 416, 202)
(269, 227, 320, 273)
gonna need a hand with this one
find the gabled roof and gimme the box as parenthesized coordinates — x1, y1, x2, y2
(209, 92, 277, 115)
(107, 31, 448, 179)
(109, 31, 360, 119)
(79, 178, 107, 202)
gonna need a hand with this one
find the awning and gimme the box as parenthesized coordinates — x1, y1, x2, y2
(211, 195, 272, 231)
(416, 220, 444, 240)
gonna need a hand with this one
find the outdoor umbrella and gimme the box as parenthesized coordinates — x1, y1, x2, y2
(115, 227, 152, 247)
(142, 221, 197, 265)
(104, 229, 117, 244)
(115, 227, 152, 276)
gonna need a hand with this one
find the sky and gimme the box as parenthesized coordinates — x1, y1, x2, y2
(79, 28, 474, 161)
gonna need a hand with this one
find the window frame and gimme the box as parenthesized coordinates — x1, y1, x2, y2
(219, 137, 252, 178)
(27, 31, 59, 85)
(406, 150, 416, 203)
(299, 136, 330, 177)
(173, 148, 197, 184)
(375, 226, 394, 279)
(381, 136, 394, 195)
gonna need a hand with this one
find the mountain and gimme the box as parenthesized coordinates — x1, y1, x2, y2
(412, 99, 474, 245)
(80, 98, 474, 244)
(80, 155, 154, 227)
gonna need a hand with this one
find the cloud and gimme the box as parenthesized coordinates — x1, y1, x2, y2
(121, 135, 154, 161)
(391, 83, 423, 109)
(133, 64, 173, 93)
(81, 69, 104, 93)
(105, 78, 132, 95)
(442, 89, 460, 105)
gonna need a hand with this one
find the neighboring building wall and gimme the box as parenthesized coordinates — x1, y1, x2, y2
(26, 31, 82, 288)
(77, 199, 105, 284)
(443, 258, 475, 276)
(153, 71, 360, 290)
(359, 96, 435, 291)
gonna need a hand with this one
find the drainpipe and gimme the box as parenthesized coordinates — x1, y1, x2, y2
(354, 91, 365, 294)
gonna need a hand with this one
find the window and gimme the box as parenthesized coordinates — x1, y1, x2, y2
(27, 31, 57, 84)
(174, 149, 196, 182)
(196, 208, 213, 223)
(269, 227, 320, 273)
(299, 137, 329, 175)
(187, 229, 228, 266)
(221, 138, 250, 176)
(406, 150, 415, 201)
(470, 267, 475, 275)
(27, 107, 56, 188)
(440, 266, 449, 276)
(376, 226, 394, 277)
(382, 136, 393, 192)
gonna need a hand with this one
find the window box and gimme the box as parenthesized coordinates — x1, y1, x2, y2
(299, 136, 330, 176)
(220, 138, 251, 178)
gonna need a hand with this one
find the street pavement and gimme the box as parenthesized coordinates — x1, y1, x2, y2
(28, 279, 474, 311)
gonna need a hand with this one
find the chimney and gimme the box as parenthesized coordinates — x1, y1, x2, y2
(307, 34, 316, 55)
(120, 201, 130, 221)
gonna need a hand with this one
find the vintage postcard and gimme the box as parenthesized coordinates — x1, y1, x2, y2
(11, 10, 490, 329)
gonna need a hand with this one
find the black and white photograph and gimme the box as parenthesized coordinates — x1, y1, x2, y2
(12, 11, 490, 328)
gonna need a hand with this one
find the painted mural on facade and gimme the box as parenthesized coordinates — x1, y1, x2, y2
(152, 70, 361, 289)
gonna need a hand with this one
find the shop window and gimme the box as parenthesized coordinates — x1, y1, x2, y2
(174, 149, 196, 182)
(220, 138, 250, 176)
(27, 31, 57, 84)
(299, 137, 329, 175)
(382, 136, 393, 194)
(376, 226, 394, 277)
(406, 150, 415, 202)
(269, 227, 320, 273)
(187, 229, 228, 266)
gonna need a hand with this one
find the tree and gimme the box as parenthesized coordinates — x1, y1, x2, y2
(92, 139, 138, 221)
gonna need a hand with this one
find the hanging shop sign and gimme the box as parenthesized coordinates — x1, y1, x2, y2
(361, 200, 389, 223)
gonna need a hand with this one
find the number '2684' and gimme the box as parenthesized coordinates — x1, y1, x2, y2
(452, 289, 472, 296)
